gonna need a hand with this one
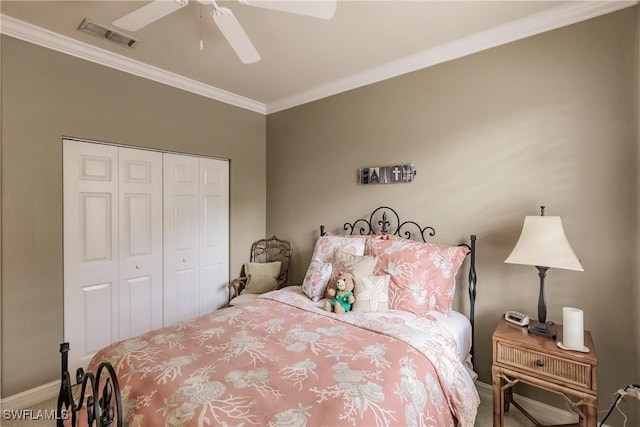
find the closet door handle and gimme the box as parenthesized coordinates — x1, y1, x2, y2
(182, 258, 188, 263)
(135, 265, 141, 270)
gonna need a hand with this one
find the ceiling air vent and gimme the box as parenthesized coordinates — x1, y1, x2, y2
(78, 18, 139, 48)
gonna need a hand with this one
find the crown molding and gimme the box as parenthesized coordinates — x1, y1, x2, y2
(2, 1, 637, 115)
(265, 0, 638, 113)
(0, 14, 266, 114)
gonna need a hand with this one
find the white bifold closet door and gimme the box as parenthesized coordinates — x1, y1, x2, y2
(64, 140, 229, 372)
(63, 141, 164, 369)
(163, 153, 229, 326)
(63, 140, 122, 369)
(118, 147, 164, 339)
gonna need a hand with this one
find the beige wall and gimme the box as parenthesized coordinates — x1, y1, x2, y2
(267, 7, 638, 417)
(0, 36, 266, 396)
(0, 29, 4, 404)
(635, 5, 640, 424)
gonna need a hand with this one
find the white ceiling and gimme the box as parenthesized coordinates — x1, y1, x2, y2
(1, 1, 636, 114)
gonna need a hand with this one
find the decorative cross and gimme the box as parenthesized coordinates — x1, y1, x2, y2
(392, 166, 402, 181)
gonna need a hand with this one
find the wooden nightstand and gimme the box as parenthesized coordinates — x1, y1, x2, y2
(492, 316, 598, 427)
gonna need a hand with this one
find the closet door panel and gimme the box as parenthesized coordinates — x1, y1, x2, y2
(80, 193, 113, 263)
(118, 148, 163, 339)
(163, 154, 200, 325)
(64, 140, 119, 371)
(126, 276, 154, 337)
(83, 282, 113, 353)
(65, 142, 230, 374)
(200, 158, 230, 314)
(175, 269, 198, 322)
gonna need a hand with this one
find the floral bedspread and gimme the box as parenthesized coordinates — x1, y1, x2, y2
(87, 287, 479, 426)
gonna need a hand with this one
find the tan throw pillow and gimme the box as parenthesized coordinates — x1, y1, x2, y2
(241, 261, 282, 294)
(353, 275, 390, 313)
(242, 274, 279, 294)
(325, 248, 377, 298)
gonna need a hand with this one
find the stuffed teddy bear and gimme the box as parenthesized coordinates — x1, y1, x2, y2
(324, 272, 356, 313)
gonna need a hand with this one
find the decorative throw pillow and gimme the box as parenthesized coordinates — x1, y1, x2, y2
(366, 238, 469, 314)
(309, 235, 367, 263)
(325, 248, 377, 298)
(241, 261, 281, 294)
(352, 275, 390, 313)
(301, 258, 333, 301)
(241, 274, 279, 294)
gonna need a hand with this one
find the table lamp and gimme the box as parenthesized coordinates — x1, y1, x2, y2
(504, 206, 583, 339)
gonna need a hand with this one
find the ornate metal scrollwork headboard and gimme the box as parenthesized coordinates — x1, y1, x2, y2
(321, 206, 436, 242)
(319, 206, 478, 367)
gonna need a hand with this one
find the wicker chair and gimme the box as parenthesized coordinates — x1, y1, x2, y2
(228, 236, 293, 305)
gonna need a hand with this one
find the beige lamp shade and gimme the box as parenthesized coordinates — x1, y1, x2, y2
(505, 216, 583, 271)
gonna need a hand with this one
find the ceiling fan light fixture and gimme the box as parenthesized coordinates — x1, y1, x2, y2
(78, 18, 139, 48)
(211, 7, 260, 64)
(111, 0, 335, 63)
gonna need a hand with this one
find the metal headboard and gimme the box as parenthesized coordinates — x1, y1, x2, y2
(321, 205, 435, 242)
(320, 206, 478, 367)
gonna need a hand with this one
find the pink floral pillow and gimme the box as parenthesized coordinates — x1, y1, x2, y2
(366, 238, 469, 314)
(310, 235, 367, 263)
(301, 258, 333, 301)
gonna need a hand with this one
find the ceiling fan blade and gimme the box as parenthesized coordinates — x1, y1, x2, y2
(113, 0, 189, 31)
(212, 7, 260, 64)
(239, 0, 336, 20)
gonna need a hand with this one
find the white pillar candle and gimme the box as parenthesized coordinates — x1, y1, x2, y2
(563, 307, 584, 350)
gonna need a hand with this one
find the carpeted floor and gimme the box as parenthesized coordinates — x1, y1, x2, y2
(2, 392, 534, 427)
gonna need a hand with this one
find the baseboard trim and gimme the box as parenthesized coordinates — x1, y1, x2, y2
(0, 380, 60, 411)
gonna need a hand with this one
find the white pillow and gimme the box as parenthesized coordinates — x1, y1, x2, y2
(301, 258, 332, 301)
(352, 275, 390, 313)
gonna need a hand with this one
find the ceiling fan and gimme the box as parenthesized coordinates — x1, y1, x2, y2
(113, 0, 337, 64)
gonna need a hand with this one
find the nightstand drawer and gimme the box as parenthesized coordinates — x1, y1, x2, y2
(495, 341, 593, 390)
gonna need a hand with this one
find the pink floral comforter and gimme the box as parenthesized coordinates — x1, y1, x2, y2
(88, 288, 479, 426)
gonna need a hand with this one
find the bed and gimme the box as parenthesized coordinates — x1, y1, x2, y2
(58, 206, 479, 426)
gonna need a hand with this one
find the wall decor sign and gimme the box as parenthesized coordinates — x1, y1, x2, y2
(359, 164, 415, 185)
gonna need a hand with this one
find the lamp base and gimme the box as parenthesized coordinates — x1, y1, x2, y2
(528, 321, 557, 339)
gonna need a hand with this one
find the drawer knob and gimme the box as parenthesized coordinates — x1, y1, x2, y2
(535, 359, 545, 367)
